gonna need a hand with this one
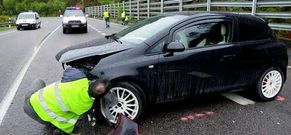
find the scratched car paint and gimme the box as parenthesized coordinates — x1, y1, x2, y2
(56, 12, 288, 123)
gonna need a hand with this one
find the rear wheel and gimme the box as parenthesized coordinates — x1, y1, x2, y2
(255, 67, 284, 101)
(100, 82, 144, 124)
(17, 27, 20, 30)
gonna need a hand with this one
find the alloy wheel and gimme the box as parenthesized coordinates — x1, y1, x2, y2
(261, 70, 282, 98)
(100, 87, 140, 123)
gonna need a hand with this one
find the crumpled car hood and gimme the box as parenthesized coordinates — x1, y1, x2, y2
(56, 38, 133, 63)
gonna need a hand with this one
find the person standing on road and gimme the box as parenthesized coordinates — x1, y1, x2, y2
(121, 10, 126, 25)
(23, 67, 110, 135)
(124, 15, 129, 25)
(103, 10, 110, 28)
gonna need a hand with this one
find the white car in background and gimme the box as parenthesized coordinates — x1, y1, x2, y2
(62, 9, 87, 33)
(16, 12, 41, 30)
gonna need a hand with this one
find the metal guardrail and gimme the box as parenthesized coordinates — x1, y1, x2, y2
(85, 0, 291, 31)
(0, 22, 15, 27)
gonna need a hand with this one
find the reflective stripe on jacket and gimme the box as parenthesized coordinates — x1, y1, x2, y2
(30, 78, 94, 133)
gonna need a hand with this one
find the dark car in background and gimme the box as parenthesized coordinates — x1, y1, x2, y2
(56, 12, 288, 123)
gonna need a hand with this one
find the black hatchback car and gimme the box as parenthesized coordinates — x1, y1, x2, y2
(56, 12, 288, 123)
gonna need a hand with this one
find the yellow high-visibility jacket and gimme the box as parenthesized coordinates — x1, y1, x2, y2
(30, 78, 94, 133)
(121, 11, 125, 18)
(103, 11, 109, 18)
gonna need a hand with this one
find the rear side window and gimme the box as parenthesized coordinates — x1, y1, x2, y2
(238, 18, 271, 42)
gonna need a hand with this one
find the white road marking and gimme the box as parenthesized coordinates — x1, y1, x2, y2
(221, 93, 255, 106)
(87, 17, 124, 27)
(0, 30, 16, 37)
(89, 25, 108, 36)
(0, 25, 61, 125)
(288, 66, 291, 69)
(88, 25, 99, 32)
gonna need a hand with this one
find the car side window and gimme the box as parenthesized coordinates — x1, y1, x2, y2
(148, 38, 166, 54)
(173, 22, 232, 49)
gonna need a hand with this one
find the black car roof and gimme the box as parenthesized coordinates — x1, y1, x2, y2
(163, 11, 266, 24)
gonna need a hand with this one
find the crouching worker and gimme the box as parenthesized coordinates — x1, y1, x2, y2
(23, 67, 110, 135)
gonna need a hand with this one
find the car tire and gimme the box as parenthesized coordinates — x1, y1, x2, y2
(17, 27, 20, 31)
(255, 67, 284, 101)
(83, 27, 88, 33)
(99, 82, 145, 125)
(63, 28, 66, 34)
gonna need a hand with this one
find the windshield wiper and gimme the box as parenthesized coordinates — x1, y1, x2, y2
(105, 34, 122, 44)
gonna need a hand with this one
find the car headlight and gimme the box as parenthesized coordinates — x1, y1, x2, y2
(62, 19, 69, 24)
(81, 21, 87, 24)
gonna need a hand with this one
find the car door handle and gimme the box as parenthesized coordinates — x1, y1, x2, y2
(220, 54, 236, 61)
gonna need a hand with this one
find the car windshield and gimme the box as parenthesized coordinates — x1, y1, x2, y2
(64, 10, 84, 17)
(115, 15, 188, 44)
(18, 14, 34, 19)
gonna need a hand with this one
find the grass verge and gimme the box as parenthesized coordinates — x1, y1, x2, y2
(0, 26, 16, 31)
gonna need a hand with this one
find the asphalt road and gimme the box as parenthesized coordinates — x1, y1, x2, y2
(0, 17, 290, 135)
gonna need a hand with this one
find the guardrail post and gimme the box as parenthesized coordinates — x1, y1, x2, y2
(123, 1, 125, 11)
(109, 4, 111, 17)
(147, 0, 150, 17)
(252, 0, 257, 16)
(137, 0, 140, 20)
(207, 0, 211, 12)
(118, 2, 120, 18)
(9, 17, 11, 28)
(101, 6, 103, 17)
(179, 0, 183, 12)
(161, 0, 164, 13)
(129, 0, 132, 17)
(113, 4, 115, 18)
(98, 6, 100, 17)
(93, 6, 95, 18)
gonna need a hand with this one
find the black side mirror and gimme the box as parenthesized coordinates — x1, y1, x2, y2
(164, 42, 185, 53)
(36, 17, 39, 19)
(105, 33, 115, 39)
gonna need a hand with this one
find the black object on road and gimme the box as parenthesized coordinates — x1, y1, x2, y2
(109, 114, 139, 135)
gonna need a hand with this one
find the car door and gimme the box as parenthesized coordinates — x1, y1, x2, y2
(155, 18, 240, 102)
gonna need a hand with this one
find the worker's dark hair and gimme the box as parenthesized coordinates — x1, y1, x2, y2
(88, 79, 111, 98)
